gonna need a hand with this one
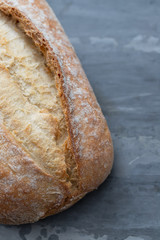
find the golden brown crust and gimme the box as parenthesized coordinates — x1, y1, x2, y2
(0, 124, 67, 224)
(0, 0, 114, 224)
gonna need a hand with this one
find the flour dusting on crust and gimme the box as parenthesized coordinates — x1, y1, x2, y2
(0, 0, 113, 190)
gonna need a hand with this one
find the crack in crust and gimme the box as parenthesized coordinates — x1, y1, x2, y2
(0, 12, 78, 188)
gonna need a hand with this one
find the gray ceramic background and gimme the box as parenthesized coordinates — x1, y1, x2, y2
(0, 0, 160, 239)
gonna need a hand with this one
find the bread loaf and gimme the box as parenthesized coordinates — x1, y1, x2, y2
(0, 0, 113, 225)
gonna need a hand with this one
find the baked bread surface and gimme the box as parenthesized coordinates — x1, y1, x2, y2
(0, 0, 113, 224)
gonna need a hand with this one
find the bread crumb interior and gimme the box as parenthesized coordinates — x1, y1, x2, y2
(0, 12, 69, 177)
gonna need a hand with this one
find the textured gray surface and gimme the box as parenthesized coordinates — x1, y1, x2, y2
(0, 0, 160, 239)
